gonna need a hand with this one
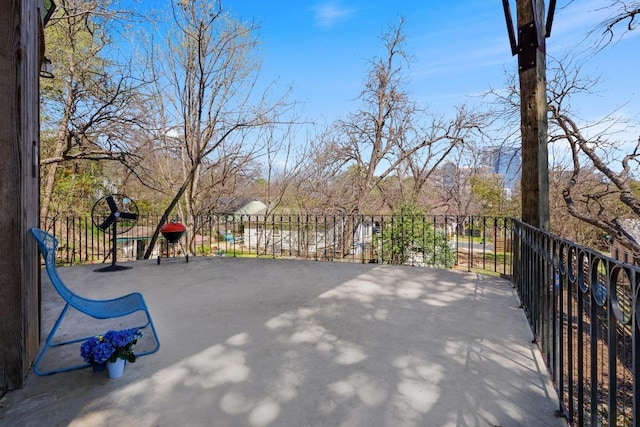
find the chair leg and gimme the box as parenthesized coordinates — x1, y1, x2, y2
(34, 303, 90, 376)
(134, 309, 161, 357)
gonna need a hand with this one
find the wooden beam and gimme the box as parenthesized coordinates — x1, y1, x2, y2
(517, 0, 550, 231)
(0, 0, 41, 392)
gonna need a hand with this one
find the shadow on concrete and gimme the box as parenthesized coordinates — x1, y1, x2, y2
(0, 257, 566, 427)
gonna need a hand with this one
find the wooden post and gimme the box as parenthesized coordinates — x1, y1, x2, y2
(517, 0, 550, 231)
(0, 0, 42, 392)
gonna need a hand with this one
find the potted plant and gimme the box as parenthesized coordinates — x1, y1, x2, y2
(80, 327, 142, 378)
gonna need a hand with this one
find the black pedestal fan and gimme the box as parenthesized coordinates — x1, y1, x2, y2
(91, 194, 139, 272)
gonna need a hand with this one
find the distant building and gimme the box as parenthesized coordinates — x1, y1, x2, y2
(481, 146, 521, 192)
(611, 219, 640, 265)
(213, 198, 267, 216)
(440, 161, 458, 189)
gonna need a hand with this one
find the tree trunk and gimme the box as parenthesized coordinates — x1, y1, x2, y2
(40, 121, 70, 223)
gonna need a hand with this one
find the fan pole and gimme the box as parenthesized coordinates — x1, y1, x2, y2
(95, 212, 133, 272)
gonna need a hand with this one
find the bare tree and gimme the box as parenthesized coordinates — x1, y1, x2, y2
(40, 0, 151, 223)
(593, 0, 640, 47)
(315, 18, 487, 254)
(547, 58, 640, 254)
(280, 140, 343, 215)
(549, 167, 613, 249)
(322, 18, 486, 215)
(142, 0, 293, 258)
(400, 107, 490, 207)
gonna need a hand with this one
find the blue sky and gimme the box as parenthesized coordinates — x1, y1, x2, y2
(214, 0, 639, 129)
(226, 0, 514, 121)
(130, 0, 639, 151)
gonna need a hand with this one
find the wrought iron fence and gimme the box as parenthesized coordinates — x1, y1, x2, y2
(512, 220, 638, 427)
(41, 214, 513, 275)
(40, 214, 639, 425)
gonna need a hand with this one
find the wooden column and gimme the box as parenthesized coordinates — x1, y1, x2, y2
(517, 0, 550, 231)
(0, 0, 41, 392)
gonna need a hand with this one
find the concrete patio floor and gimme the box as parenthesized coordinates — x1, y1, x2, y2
(0, 256, 566, 427)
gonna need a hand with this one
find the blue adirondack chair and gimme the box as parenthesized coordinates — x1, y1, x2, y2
(30, 228, 160, 375)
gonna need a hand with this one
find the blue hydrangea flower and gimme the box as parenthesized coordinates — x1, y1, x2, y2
(80, 328, 142, 365)
(92, 341, 115, 364)
(80, 336, 101, 363)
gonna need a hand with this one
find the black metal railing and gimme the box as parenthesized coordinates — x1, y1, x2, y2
(39, 214, 639, 425)
(512, 220, 638, 427)
(41, 214, 513, 275)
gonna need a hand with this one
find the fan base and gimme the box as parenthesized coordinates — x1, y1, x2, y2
(94, 264, 132, 273)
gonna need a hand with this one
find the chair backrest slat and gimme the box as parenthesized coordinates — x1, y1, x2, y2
(30, 228, 76, 302)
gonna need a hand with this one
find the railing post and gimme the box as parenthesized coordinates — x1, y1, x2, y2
(606, 259, 618, 427)
(633, 272, 640, 427)
(468, 216, 473, 272)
